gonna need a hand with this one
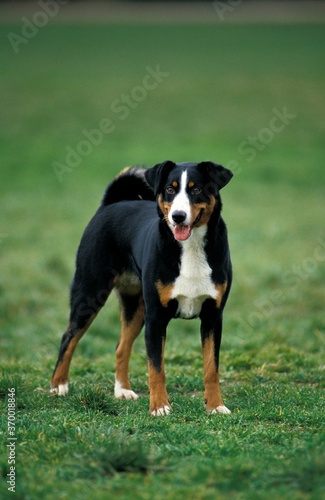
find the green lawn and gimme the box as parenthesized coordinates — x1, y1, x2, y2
(0, 22, 324, 499)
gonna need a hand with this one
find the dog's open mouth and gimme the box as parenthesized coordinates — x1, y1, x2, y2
(173, 210, 203, 241)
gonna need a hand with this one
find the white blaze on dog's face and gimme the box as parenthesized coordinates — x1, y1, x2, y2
(168, 170, 192, 240)
(169, 170, 190, 222)
(159, 167, 215, 242)
(154, 161, 233, 242)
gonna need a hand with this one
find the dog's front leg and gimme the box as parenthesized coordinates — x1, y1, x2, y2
(200, 300, 231, 415)
(145, 318, 171, 416)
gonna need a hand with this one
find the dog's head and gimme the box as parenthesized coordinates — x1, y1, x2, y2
(145, 161, 233, 241)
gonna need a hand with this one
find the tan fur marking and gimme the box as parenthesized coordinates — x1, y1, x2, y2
(172, 181, 178, 188)
(115, 298, 144, 390)
(148, 343, 170, 413)
(158, 194, 172, 220)
(117, 166, 131, 177)
(188, 181, 195, 188)
(51, 317, 96, 387)
(190, 195, 216, 227)
(156, 280, 174, 307)
(215, 282, 228, 309)
(202, 335, 224, 410)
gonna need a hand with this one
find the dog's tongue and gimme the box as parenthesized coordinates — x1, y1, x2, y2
(174, 225, 191, 241)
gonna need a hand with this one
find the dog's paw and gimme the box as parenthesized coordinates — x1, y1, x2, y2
(151, 405, 171, 416)
(208, 405, 231, 415)
(114, 381, 139, 400)
(115, 388, 139, 401)
(50, 382, 69, 396)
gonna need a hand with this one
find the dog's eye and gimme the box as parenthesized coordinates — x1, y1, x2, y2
(166, 186, 176, 195)
(191, 187, 202, 195)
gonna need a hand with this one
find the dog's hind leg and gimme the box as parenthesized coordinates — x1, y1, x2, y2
(51, 275, 112, 395)
(51, 319, 95, 396)
(114, 293, 144, 401)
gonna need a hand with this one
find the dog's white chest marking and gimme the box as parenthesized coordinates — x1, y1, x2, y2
(171, 226, 218, 319)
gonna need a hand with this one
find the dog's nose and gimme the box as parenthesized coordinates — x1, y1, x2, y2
(172, 211, 187, 224)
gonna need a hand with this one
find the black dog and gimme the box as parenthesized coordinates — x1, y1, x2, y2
(51, 161, 233, 415)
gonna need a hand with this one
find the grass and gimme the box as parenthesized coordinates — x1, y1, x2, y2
(0, 21, 324, 500)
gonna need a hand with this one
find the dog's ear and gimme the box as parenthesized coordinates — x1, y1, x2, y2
(145, 160, 175, 197)
(198, 161, 233, 190)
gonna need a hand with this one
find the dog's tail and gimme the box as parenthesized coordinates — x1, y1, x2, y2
(101, 167, 155, 207)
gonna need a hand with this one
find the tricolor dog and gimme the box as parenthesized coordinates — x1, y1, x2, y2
(51, 161, 233, 415)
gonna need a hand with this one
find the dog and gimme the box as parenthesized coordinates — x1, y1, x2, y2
(51, 161, 233, 416)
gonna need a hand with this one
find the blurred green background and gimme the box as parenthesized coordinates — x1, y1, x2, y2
(0, 5, 324, 498)
(1, 18, 324, 357)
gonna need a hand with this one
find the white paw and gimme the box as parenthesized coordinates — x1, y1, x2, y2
(114, 381, 139, 400)
(209, 405, 231, 415)
(151, 405, 171, 416)
(115, 388, 139, 400)
(50, 382, 69, 396)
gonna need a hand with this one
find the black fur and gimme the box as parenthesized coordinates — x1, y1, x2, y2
(51, 160, 233, 414)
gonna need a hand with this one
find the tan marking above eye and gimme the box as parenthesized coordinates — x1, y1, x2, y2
(188, 181, 195, 188)
(172, 181, 178, 188)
